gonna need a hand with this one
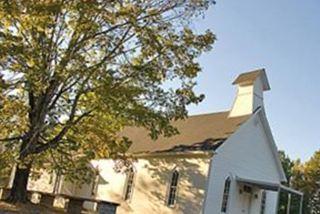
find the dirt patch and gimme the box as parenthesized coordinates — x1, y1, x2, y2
(0, 201, 65, 214)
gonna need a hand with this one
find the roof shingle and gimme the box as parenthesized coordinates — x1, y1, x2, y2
(121, 111, 251, 154)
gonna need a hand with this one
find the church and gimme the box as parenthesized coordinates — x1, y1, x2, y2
(21, 69, 302, 213)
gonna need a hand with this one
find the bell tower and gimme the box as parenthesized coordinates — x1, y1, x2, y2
(229, 69, 270, 117)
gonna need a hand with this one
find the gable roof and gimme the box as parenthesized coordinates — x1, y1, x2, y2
(121, 111, 251, 154)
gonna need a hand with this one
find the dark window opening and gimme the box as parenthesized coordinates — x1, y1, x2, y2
(167, 170, 179, 207)
(221, 177, 231, 212)
(124, 168, 135, 201)
(91, 171, 100, 196)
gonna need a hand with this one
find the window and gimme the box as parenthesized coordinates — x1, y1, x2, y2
(221, 177, 231, 212)
(53, 172, 61, 194)
(260, 190, 267, 214)
(167, 170, 179, 207)
(91, 171, 100, 196)
(49, 173, 54, 184)
(124, 168, 135, 201)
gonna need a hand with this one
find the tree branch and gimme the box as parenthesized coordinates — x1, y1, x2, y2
(0, 136, 22, 142)
(30, 109, 94, 154)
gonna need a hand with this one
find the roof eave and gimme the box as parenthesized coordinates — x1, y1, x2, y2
(129, 150, 216, 158)
(255, 109, 287, 183)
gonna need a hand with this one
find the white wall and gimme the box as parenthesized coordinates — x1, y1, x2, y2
(61, 155, 211, 214)
(203, 113, 281, 214)
(265, 191, 279, 214)
(27, 170, 55, 193)
(229, 77, 265, 117)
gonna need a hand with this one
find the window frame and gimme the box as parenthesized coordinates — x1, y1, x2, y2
(221, 176, 231, 213)
(123, 168, 135, 201)
(53, 171, 62, 194)
(49, 172, 54, 184)
(167, 169, 180, 207)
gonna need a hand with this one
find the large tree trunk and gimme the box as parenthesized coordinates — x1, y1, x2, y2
(6, 136, 35, 203)
(6, 164, 31, 203)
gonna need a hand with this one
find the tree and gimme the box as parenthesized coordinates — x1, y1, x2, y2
(291, 159, 309, 213)
(304, 151, 320, 214)
(279, 150, 295, 182)
(0, 0, 215, 203)
(291, 150, 320, 214)
(278, 150, 295, 213)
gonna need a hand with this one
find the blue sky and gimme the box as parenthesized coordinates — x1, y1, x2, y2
(188, 0, 320, 161)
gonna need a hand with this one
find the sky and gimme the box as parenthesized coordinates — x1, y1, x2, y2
(187, 0, 320, 161)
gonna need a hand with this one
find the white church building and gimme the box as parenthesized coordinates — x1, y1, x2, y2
(25, 69, 302, 213)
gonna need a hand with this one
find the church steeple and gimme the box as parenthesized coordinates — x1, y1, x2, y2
(229, 69, 270, 117)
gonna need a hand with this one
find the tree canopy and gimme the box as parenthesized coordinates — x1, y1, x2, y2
(278, 150, 320, 214)
(291, 150, 320, 214)
(0, 0, 215, 184)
